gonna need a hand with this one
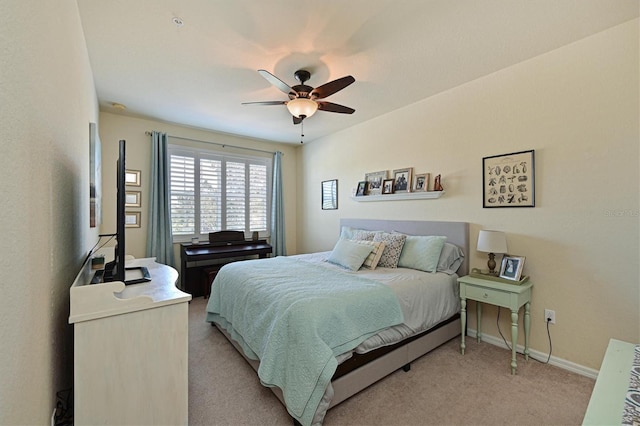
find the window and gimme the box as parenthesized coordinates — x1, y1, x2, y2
(169, 145, 272, 240)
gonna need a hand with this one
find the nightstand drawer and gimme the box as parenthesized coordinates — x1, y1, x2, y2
(464, 285, 510, 307)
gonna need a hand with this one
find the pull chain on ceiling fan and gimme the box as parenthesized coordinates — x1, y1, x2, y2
(242, 69, 356, 126)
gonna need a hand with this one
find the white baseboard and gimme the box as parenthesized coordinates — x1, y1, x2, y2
(466, 328, 598, 380)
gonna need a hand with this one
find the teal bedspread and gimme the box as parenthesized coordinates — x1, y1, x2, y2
(206, 256, 404, 426)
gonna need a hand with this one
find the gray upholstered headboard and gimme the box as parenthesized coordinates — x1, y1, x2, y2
(340, 218, 469, 276)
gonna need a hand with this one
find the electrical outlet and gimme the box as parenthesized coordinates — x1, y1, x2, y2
(544, 309, 556, 324)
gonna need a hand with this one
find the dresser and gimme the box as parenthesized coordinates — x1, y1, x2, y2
(69, 257, 191, 425)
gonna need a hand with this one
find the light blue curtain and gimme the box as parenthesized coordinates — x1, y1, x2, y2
(270, 151, 286, 256)
(146, 131, 175, 267)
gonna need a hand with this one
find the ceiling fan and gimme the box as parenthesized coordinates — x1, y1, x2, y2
(243, 69, 355, 125)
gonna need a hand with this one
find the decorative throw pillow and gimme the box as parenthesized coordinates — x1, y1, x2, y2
(339, 226, 376, 241)
(372, 232, 407, 268)
(436, 243, 465, 274)
(327, 239, 374, 271)
(397, 235, 447, 273)
(351, 229, 377, 241)
(351, 240, 386, 270)
(339, 226, 356, 240)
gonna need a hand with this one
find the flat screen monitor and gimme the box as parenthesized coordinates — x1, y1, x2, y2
(93, 140, 150, 285)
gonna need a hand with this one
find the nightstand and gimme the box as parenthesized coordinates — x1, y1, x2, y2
(458, 275, 533, 374)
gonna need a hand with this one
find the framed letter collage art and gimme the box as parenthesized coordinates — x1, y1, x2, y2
(482, 150, 535, 208)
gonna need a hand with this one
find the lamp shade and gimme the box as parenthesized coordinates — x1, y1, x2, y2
(477, 230, 508, 254)
(286, 98, 318, 118)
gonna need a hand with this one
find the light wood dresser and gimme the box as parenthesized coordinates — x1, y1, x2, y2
(69, 257, 191, 425)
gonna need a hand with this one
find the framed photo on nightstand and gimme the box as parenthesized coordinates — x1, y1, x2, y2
(499, 255, 525, 281)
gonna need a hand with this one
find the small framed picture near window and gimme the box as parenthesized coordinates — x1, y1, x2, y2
(364, 170, 387, 195)
(392, 167, 413, 193)
(482, 150, 534, 208)
(125, 169, 141, 187)
(499, 255, 525, 281)
(382, 178, 395, 194)
(355, 181, 367, 196)
(125, 191, 141, 208)
(321, 179, 338, 210)
(413, 173, 430, 192)
(125, 211, 141, 228)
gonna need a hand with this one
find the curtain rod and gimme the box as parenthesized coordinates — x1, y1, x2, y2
(145, 131, 280, 156)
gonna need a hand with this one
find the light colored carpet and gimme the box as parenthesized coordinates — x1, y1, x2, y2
(188, 297, 595, 425)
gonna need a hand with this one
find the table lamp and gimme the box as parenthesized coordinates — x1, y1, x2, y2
(477, 230, 508, 275)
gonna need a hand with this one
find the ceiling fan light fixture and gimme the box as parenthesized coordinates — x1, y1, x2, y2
(287, 98, 318, 119)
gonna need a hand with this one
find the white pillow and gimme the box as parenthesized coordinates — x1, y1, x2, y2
(327, 239, 374, 271)
(351, 240, 386, 270)
(397, 235, 447, 273)
(436, 243, 465, 274)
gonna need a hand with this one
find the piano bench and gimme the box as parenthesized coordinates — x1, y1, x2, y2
(202, 266, 222, 299)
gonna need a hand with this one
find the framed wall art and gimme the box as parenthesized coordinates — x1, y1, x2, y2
(125, 211, 141, 228)
(125, 169, 141, 187)
(364, 170, 387, 195)
(392, 167, 413, 193)
(482, 150, 535, 208)
(356, 181, 367, 196)
(125, 191, 141, 208)
(321, 179, 338, 210)
(89, 122, 102, 228)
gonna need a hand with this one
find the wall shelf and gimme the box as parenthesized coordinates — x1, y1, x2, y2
(351, 191, 445, 202)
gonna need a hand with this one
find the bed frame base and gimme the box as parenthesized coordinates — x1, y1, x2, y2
(214, 316, 460, 415)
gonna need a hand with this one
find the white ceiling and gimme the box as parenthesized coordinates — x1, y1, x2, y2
(77, 0, 638, 144)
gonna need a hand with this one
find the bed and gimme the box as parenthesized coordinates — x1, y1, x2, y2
(206, 219, 469, 425)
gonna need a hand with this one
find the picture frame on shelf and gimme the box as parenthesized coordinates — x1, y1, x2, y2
(364, 170, 387, 195)
(382, 179, 395, 194)
(482, 150, 535, 208)
(413, 173, 430, 192)
(125, 169, 141, 187)
(321, 179, 338, 210)
(356, 181, 367, 196)
(499, 255, 526, 281)
(125, 211, 141, 228)
(392, 167, 413, 193)
(125, 191, 141, 208)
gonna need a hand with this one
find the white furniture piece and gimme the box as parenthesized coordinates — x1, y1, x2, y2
(69, 257, 191, 425)
(583, 338, 637, 425)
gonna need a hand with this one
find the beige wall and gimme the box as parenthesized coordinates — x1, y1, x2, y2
(98, 112, 300, 262)
(299, 19, 639, 370)
(0, 1, 99, 423)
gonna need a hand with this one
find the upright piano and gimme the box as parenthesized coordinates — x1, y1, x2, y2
(180, 230, 272, 297)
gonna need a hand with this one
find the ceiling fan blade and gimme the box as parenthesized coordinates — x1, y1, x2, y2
(241, 101, 287, 106)
(317, 101, 355, 114)
(293, 116, 304, 125)
(311, 76, 355, 99)
(258, 69, 297, 97)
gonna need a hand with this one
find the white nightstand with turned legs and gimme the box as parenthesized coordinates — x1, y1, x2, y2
(457, 275, 533, 374)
